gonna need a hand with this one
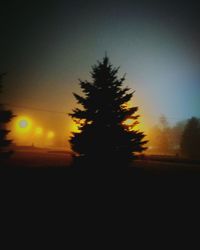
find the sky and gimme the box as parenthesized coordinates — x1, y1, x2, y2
(1, 0, 200, 148)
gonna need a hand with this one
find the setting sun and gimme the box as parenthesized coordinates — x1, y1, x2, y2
(15, 116, 32, 133)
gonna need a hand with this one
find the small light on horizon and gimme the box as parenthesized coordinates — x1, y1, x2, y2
(47, 131, 55, 139)
(35, 127, 43, 136)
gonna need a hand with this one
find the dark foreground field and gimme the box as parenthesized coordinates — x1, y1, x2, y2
(1, 150, 200, 205)
(1, 149, 200, 177)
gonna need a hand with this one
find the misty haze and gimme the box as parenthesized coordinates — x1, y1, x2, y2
(1, 0, 200, 179)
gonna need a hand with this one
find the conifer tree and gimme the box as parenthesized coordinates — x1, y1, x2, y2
(180, 117, 200, 159)
(0, 74, 14, 159)
(69, 56, 147, 167)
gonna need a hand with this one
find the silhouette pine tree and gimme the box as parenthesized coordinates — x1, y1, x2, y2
(180, 117, 200, 159)
(69, 56, 147, 169)
(0, 74, 14, 159)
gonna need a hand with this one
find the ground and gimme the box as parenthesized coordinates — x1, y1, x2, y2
(1, 148, 200, 177)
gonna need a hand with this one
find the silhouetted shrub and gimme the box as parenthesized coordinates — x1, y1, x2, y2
(0, 74, 14, 160)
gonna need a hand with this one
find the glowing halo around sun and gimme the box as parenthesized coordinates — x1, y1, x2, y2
(15, 116, 33, 133)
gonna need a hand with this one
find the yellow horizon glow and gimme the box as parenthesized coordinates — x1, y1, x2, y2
(122, 101, 147, 132)
(70, 120, 81, 133)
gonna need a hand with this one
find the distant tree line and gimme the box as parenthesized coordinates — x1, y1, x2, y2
(148, 115, 200, 159)
(181, 117, 200, 159)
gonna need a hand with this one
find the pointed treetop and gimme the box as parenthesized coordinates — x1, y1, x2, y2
(103, 55, 109, 66)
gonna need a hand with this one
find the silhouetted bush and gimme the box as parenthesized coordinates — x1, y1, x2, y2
(0, 74, 14, 160)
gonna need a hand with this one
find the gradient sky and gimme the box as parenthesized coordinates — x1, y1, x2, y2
(1, 0, 200, 148)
